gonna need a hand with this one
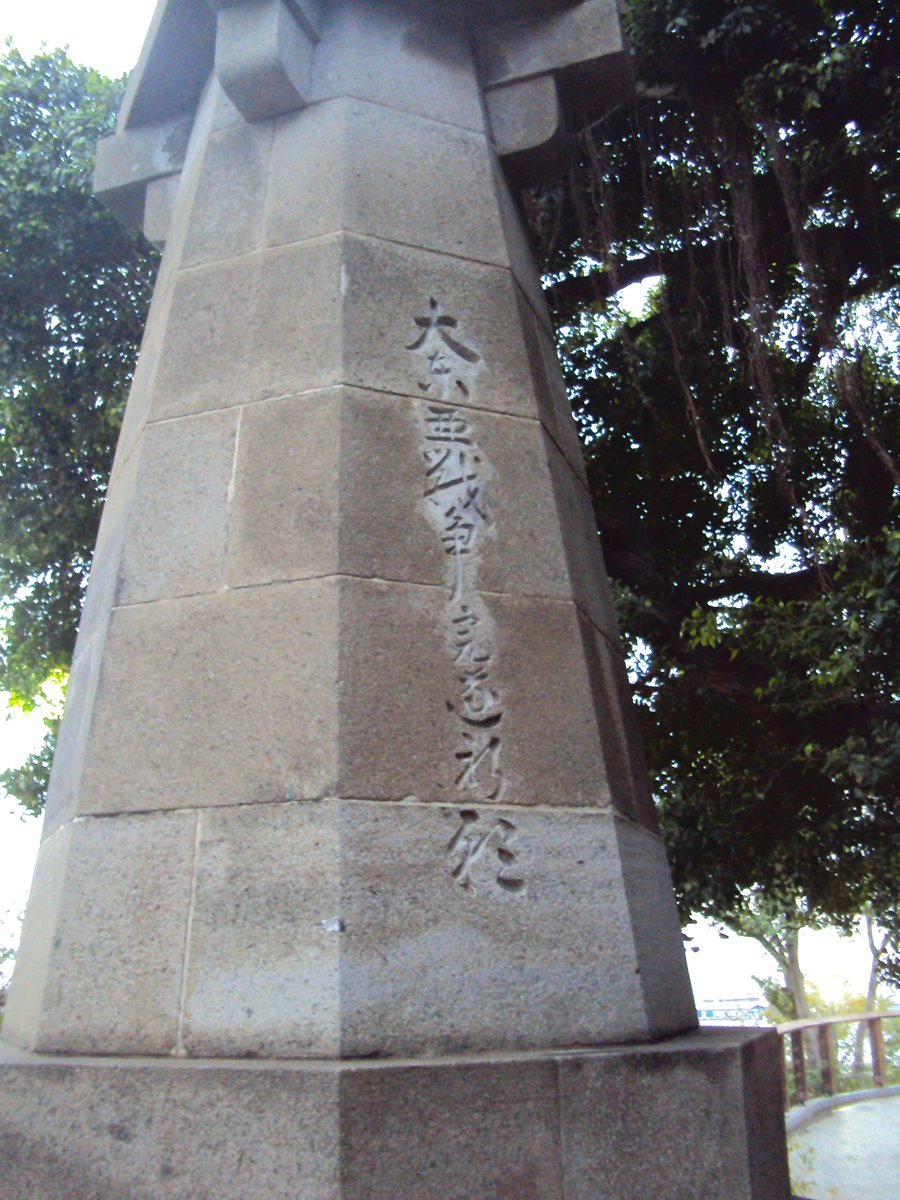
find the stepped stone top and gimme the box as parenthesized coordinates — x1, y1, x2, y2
(97, 0, 630, 228)
(116, 0, 628, 131)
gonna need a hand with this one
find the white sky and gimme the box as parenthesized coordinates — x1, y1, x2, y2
(0, 0, 893, 1011)
(1, 0, 158, 78)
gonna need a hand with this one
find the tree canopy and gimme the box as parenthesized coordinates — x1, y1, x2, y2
(0, 48, 157, 704)
(527, 0, 899, 972)
(1, 6, 898, 976)
(0, 47, 158, 809)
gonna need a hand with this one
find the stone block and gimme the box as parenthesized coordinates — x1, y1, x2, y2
(144, 172, 182, 249)
(148, 239, 344, 422)
(105, 273, 176, 483)
(118, 0, 216, 131)
(214, 0, 316, 122)
(740, 1028, 797, 1200)
(0, 826, 72, 1050)
(117, 408, 239, 605)
(487, 73, 564, 158)
(102, 82, 225, 472)
(266, 98, 508, 267)
(600, 626, 656, 826)
(180, 119, 274, 266)
(48, 445, 143, 832)
(615, 822, 697, 1035)
(336, 578, 611, 807)
(578, 615, 658, 829)
(575, 617, 642, 822)
(93, 114, 191, 231)
(226, 388, 593, 610)
(149, 235, 552, 426)
(545, 432, 621, 642)
(477, 0, 625, 90)
(3, 812, 197, 1056)
(56, 565, 637, 829)
(403, 397, 588, 605)
(0, 1031, 790, 1199)
(71, 443, 141, 657)
(182, 800, 342, 1058)
(558, 1029, 792, 1199)
(224, 389, 342, 587)
(180, 799, 688, 1058)
(41, 621, 108, 841)
(310, 0, 484, 131)
(337, 1057, 565, 1198)
(485, 74, 569, 187)
(0, 1047, 340, 1200)
(514, 286, 589, 482)
(76, 580, 339, 816)
(373, 395, 570, 601)
(491, 156, 554, 326)
(338, 234, 548, 419)
(335, 803, 693, 1055)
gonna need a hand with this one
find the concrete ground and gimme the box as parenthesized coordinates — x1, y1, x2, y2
(788, 1092, 900, 1200)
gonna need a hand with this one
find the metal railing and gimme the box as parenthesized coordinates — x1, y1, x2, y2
(777, 1008, 900, 1108)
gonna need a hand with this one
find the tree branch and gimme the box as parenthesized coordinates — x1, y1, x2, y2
(682, 565, 830, 605)
(543, 218, 899, 325)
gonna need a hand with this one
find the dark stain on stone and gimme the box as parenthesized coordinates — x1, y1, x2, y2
(163, 116, 192, 167)
(107, 1123, 134, 1143)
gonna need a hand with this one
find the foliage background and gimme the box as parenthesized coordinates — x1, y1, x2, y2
(528, 0, 899, 989)
(0, 47, 158, 810)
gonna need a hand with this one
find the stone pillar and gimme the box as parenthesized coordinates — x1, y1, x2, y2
(0, 3, 791, 1196)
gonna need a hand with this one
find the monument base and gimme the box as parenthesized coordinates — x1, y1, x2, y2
(0, 1028, 789, 1199)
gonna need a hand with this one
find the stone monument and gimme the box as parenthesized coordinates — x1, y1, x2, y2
(0, 1, 791, 1195)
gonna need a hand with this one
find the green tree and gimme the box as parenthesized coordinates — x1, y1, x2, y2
(529, 0, 899, 970)
(730, 895, 820, 1020)
(0, 46, 158, 808)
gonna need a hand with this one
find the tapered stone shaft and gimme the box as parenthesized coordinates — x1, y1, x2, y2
(0, 5, 793, 1198)
(4, 0, 696, 1061)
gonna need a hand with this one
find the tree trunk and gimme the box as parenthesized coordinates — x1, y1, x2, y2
(853, 916, 887, 1074)
(781, 927, 823, 1084)
(784, 927, 810, 1017)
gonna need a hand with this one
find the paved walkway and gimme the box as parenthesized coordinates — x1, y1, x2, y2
(788, 1093, 900, 1200)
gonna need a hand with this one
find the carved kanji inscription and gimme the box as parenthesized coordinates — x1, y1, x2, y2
(408, 303, 525, 895)
(447, 810, 525, 895)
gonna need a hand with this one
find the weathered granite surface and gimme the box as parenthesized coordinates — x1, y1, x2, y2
(0, 1030, 790, 1200)
(6, 0, 693, 1061)
(6, 801, 691, 1059)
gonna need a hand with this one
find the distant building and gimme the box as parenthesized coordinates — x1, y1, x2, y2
(697, 997, 769, 1026)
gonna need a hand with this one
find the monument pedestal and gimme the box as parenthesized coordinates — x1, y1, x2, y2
(0, 1029, 788, 1199)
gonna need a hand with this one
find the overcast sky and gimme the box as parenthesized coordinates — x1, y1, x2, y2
(1, 0, 158, 76)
